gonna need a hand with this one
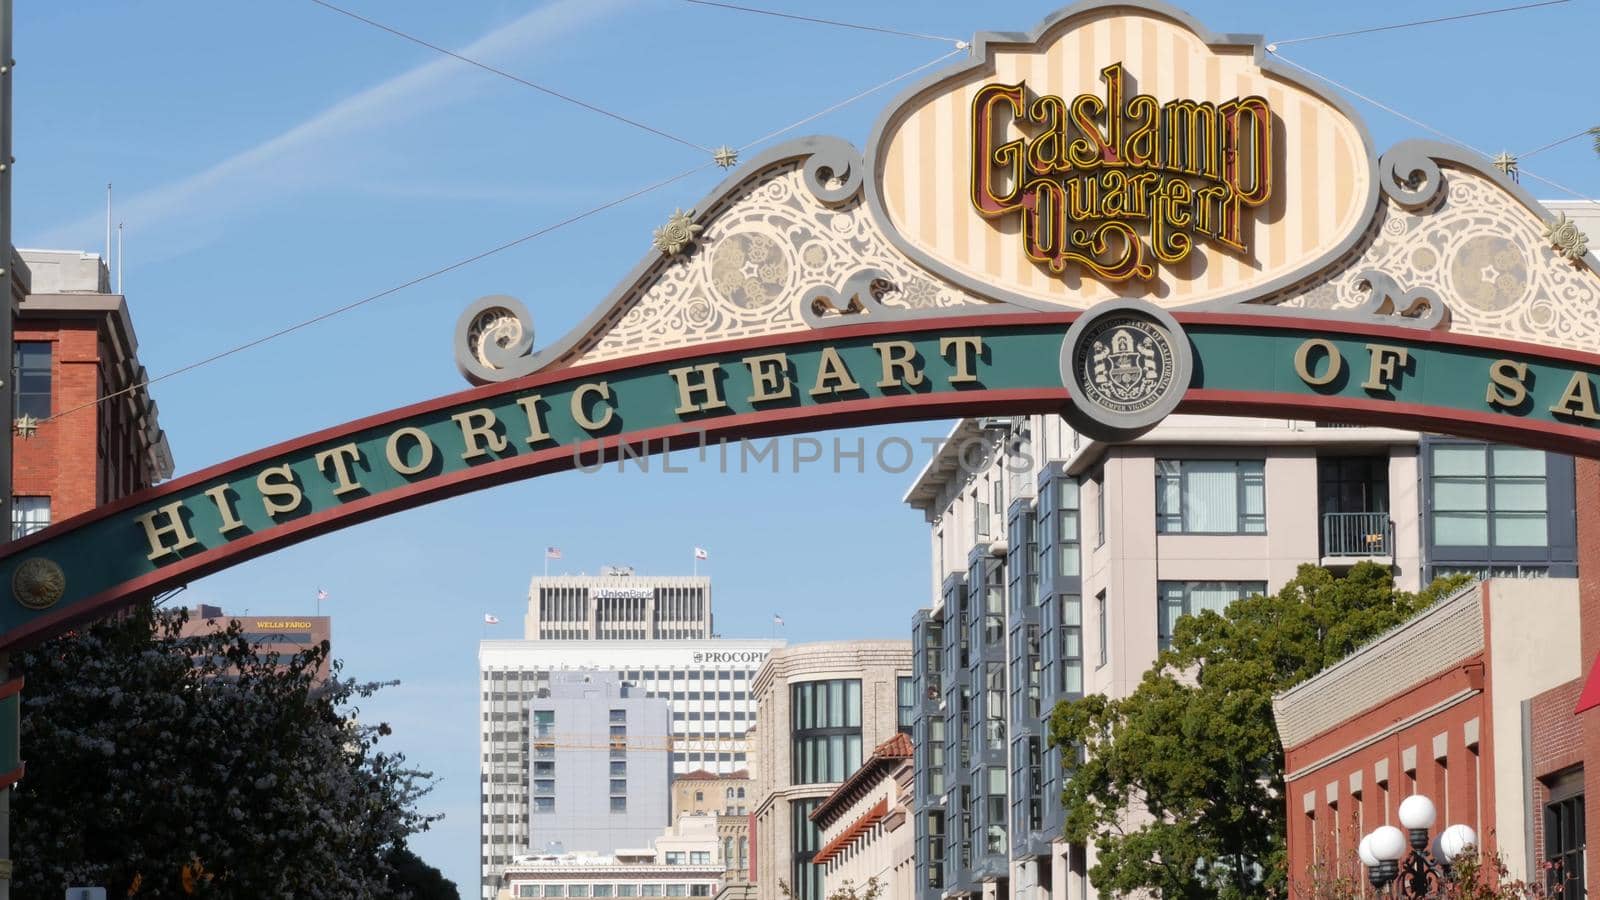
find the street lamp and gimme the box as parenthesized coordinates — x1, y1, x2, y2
(1359, 795, 1477, 896)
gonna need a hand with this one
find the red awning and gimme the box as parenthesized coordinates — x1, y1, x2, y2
(1575, 653, 1600, 714)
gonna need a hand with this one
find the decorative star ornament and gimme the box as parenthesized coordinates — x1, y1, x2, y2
(1544, 211, 1590, 262)
(652, 209, 703, 257)
(1491, 151, 1518, 182)
(712, 146, 739, 169)
(12, 414, 37, 438)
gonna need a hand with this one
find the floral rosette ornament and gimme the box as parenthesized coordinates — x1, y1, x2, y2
(653, 208, 703, 257)
(1544, 211, 1590, 262)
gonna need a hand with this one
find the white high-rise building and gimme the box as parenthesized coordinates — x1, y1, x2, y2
(479, 571, 784, 899)
(524, 570, 712, 640)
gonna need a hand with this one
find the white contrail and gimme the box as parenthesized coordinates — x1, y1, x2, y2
(27, 0, 633, 256)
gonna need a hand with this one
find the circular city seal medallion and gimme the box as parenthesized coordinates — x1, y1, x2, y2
(1061, 300, 1192, 442)
(12, 556, 66, 610)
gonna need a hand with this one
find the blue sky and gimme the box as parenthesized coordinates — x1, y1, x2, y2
(15, 0, 1600, 890)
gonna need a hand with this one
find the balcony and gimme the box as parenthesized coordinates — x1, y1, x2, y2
(1321, 512, 1394, 564)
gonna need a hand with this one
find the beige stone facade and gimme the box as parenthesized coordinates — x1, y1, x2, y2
(813, 734, 915, 900)
(750, 641, 913, 900)
(671, 770, 753, 885)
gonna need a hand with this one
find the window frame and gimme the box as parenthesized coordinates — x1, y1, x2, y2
(1155, 459, 1267, 535)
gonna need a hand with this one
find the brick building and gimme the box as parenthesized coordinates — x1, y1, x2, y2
(179, 604, 332, 682)
(1276, 576, 1587, 894)
(12, 249, 172, 536)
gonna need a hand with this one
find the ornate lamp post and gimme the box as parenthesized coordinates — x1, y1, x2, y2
(1358, 795, 1478, 896)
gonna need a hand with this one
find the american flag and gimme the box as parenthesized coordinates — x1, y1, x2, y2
(694, 547, 708, 560)
(316, 588, 328, 602)
(773, 613, 784, 626)
(484, 613, 501, 625)
(545, 547, 562, 560)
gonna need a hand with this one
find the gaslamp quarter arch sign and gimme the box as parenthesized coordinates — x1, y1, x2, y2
(5, 0, 1600, 663)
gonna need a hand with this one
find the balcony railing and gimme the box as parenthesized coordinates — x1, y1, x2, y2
(1322, 512, 1393, 557)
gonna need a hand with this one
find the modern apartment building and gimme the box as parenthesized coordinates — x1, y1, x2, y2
(525, 571, 711, 640)
(13, 248, 172, 536)
(481, 590, 783, 900)
(749, 641, 913, 900)
(524, 672, 673, 856)
(902, 414, 1579, 899)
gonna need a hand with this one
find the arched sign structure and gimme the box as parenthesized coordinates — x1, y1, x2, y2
(0, 0, 1598, 781)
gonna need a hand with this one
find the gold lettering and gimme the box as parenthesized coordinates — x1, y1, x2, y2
(571, 382, 616, 432)
(743, 353, 793, 404)
(1361, 344, 1411, 393)
(134, 501, 199, 561)
(515, 395, 553, 444)
(940, 336, 984, 384)
(1293, 339, 1342, 386)
(313, 444, 365, 496)
(202, 484, 246, 535)
(668, 363, 728, 415)
(451, 408, 509, 460)
(1550, 371, 1600, 421)
(256, 464, 304, 519)
(1485, 360, 1529, 409)
(872, 341, 926, 389)
(810, 347, 861, 398)
(970, 83, 1026, 216)
(385, 426, 436, 476)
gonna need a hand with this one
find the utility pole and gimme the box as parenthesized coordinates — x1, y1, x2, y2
(0, 0, 16, 893)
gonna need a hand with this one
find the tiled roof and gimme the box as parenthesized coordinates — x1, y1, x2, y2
(811, 732, 914, 825)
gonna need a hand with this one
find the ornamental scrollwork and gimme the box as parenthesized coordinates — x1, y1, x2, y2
(454, 295, 539, 385)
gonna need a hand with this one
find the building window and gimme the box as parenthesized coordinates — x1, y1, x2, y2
(12, 496, 49, 539)
(1156, 459, 1266, 534)
(570, 887, 590, 898)
(792, 798, 824, 900)
(610, 709, 627, 723)
(665, 852, 685, 865)
(1094, 471, 1106, 547)
(897, 676, 915, 734)
(790, 679, 863, 784)
(610, 796, 626, 813)
(593, 888, 614, 899)
(1060, 594, 1083, 695)
(534, 797, 555, 813)
(1157, 582, 1266, 651)
(15, 342, 50, 419)
(1431, 444, 1548, 548)
(738, 836, 748, 871)
(974, 488, 991, 542)
(1545, 781, 1585, 897)
(1096, 591, 1108, 668)
(533, 710, 555, 738)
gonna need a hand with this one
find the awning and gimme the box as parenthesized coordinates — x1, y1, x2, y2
(1575, 653, 1600, 714)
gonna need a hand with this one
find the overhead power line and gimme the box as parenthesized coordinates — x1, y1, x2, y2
(47, 164, 713, 424)
(307, 0, 714, 154)
(1267, 50, 1486, 156)
(681, 0, 967, 47)
(45, 48, 966, 424)
(1269, 0, 1568, 48)
(1518, 127, 1595, 162)
(1268, 50, 1600, 210)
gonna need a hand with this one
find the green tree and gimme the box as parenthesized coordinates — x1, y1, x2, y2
(12, 605, 443, 897)
(1048, 563, 1468, 898)
(385, 845, 461, 899)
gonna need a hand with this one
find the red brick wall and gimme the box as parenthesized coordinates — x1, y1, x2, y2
(1577, 457, 1600, 890)
(14, 319, 103, 520)
(1530, 679, 1584, 867)
(1282, 661, 1489, 896)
